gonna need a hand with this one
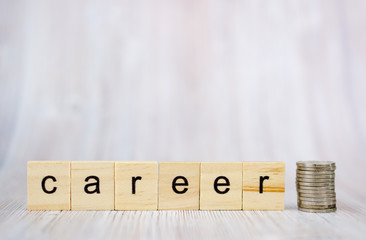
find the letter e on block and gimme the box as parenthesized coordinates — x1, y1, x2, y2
(27, 161, 70, 210)
(242, 162, 285, 210)
(200, 162, 242, 210)
(158, 162, 200, 210)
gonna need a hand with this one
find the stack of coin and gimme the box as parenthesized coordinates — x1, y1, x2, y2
(296, 161, 336, 213)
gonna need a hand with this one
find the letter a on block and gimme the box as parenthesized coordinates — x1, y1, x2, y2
(242, 162, 285, 210)
(115, 162, 158, 210)
(71, 161, 114, 210)
(27, 161, 70, 210)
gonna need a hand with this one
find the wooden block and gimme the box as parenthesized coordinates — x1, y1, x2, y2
(242, 162, 285, 210)
(158, 162, 200, 210)
(71, 161, 114, 210)
(27, 161, 70, 210)
(200, 162, 242, 210)
(115, 161, 158, 210)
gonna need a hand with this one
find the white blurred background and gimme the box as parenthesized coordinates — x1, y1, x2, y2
(1, 0, 366, 200)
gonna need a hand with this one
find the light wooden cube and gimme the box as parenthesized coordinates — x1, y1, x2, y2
(27, 161, 70, 210)
(115, 161, 158, 210)
(158, 162, 200, 210)
(242, 162, 285, 210)
(71, 161, 114, 210)
(200, 162, 243, 210)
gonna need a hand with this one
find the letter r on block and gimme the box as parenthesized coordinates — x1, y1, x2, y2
(242, 162, 285, 210)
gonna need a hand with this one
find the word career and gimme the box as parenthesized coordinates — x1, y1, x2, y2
(27, 161, 285, 211)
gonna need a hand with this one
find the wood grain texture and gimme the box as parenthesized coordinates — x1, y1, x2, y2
(115, 161, 158, 210)
(158, 162, 200, 210)
(200, 162, 242, 210)
(27, 161, 70, 210)
(71, 161, 114, 210)
(242, 162, 285, 210)
(1, 0, 366, 238)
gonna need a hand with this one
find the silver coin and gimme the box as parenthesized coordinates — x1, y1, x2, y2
(297, 194, 336, 200)
(297, 189, 335, 194)
(297, 173, 335, 178)
(296, 185, 335, 191)
(296, 181, 335, 186)
(298, 196, 336, 201)
(297, 163, 336, 170)
(297, 170, 336, 175)
(296, 180, 335, 185)
(296, 178, 335, 185)
(297, 176, 335, 181)
(297, 161, 336, 167)
(297, 185, 335, 190)
(299, 204, 337, 208)
(298, 200, 337, 205)
(297, 172, 335, 176)
(297, 162, 336, 167)
(297, 194, 336, 199)
(296, 181, 335, 187)
(297, 166, 336, 171)
(297, 196, 336, 200)
(296, 176, 335, 183)
(299, 202, 336, 207)
(298, 202, 336, 206)
(296, 170, 335, 175)
(298, 207, 337, 213)
(297, 192, 336, 198)
(296, 188, 335, 193)
(296, 188, 335, 194)
(299, 204, 336, 209)
(297, 173, 335, 177)
(297, 167, 335, 170)
(298, 199, 336, 205)
(296, 177, 335, 183)
(296, 180, 335, 184)
(297, 181, 335, 185)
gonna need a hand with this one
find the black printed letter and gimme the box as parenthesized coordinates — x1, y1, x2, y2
(259, 176, 270, 194)
(84, 176, 100, 194)
(41, 175, 57, 194)
(132, 176, 142, 194)
(172, 176, 188, 194)
(214, 176, 230, 194)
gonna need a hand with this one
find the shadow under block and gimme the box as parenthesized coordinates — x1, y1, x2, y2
(200, 162, 243, 210)
(115, 162, 158, 210)
(242, 162, 285, 210)
(27, 161, 70, 210)
(158, 162, 200, 210)
(71, 161, 114, 210)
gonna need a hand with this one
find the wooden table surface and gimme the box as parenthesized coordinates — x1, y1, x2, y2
(1, 0, 366, 239)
